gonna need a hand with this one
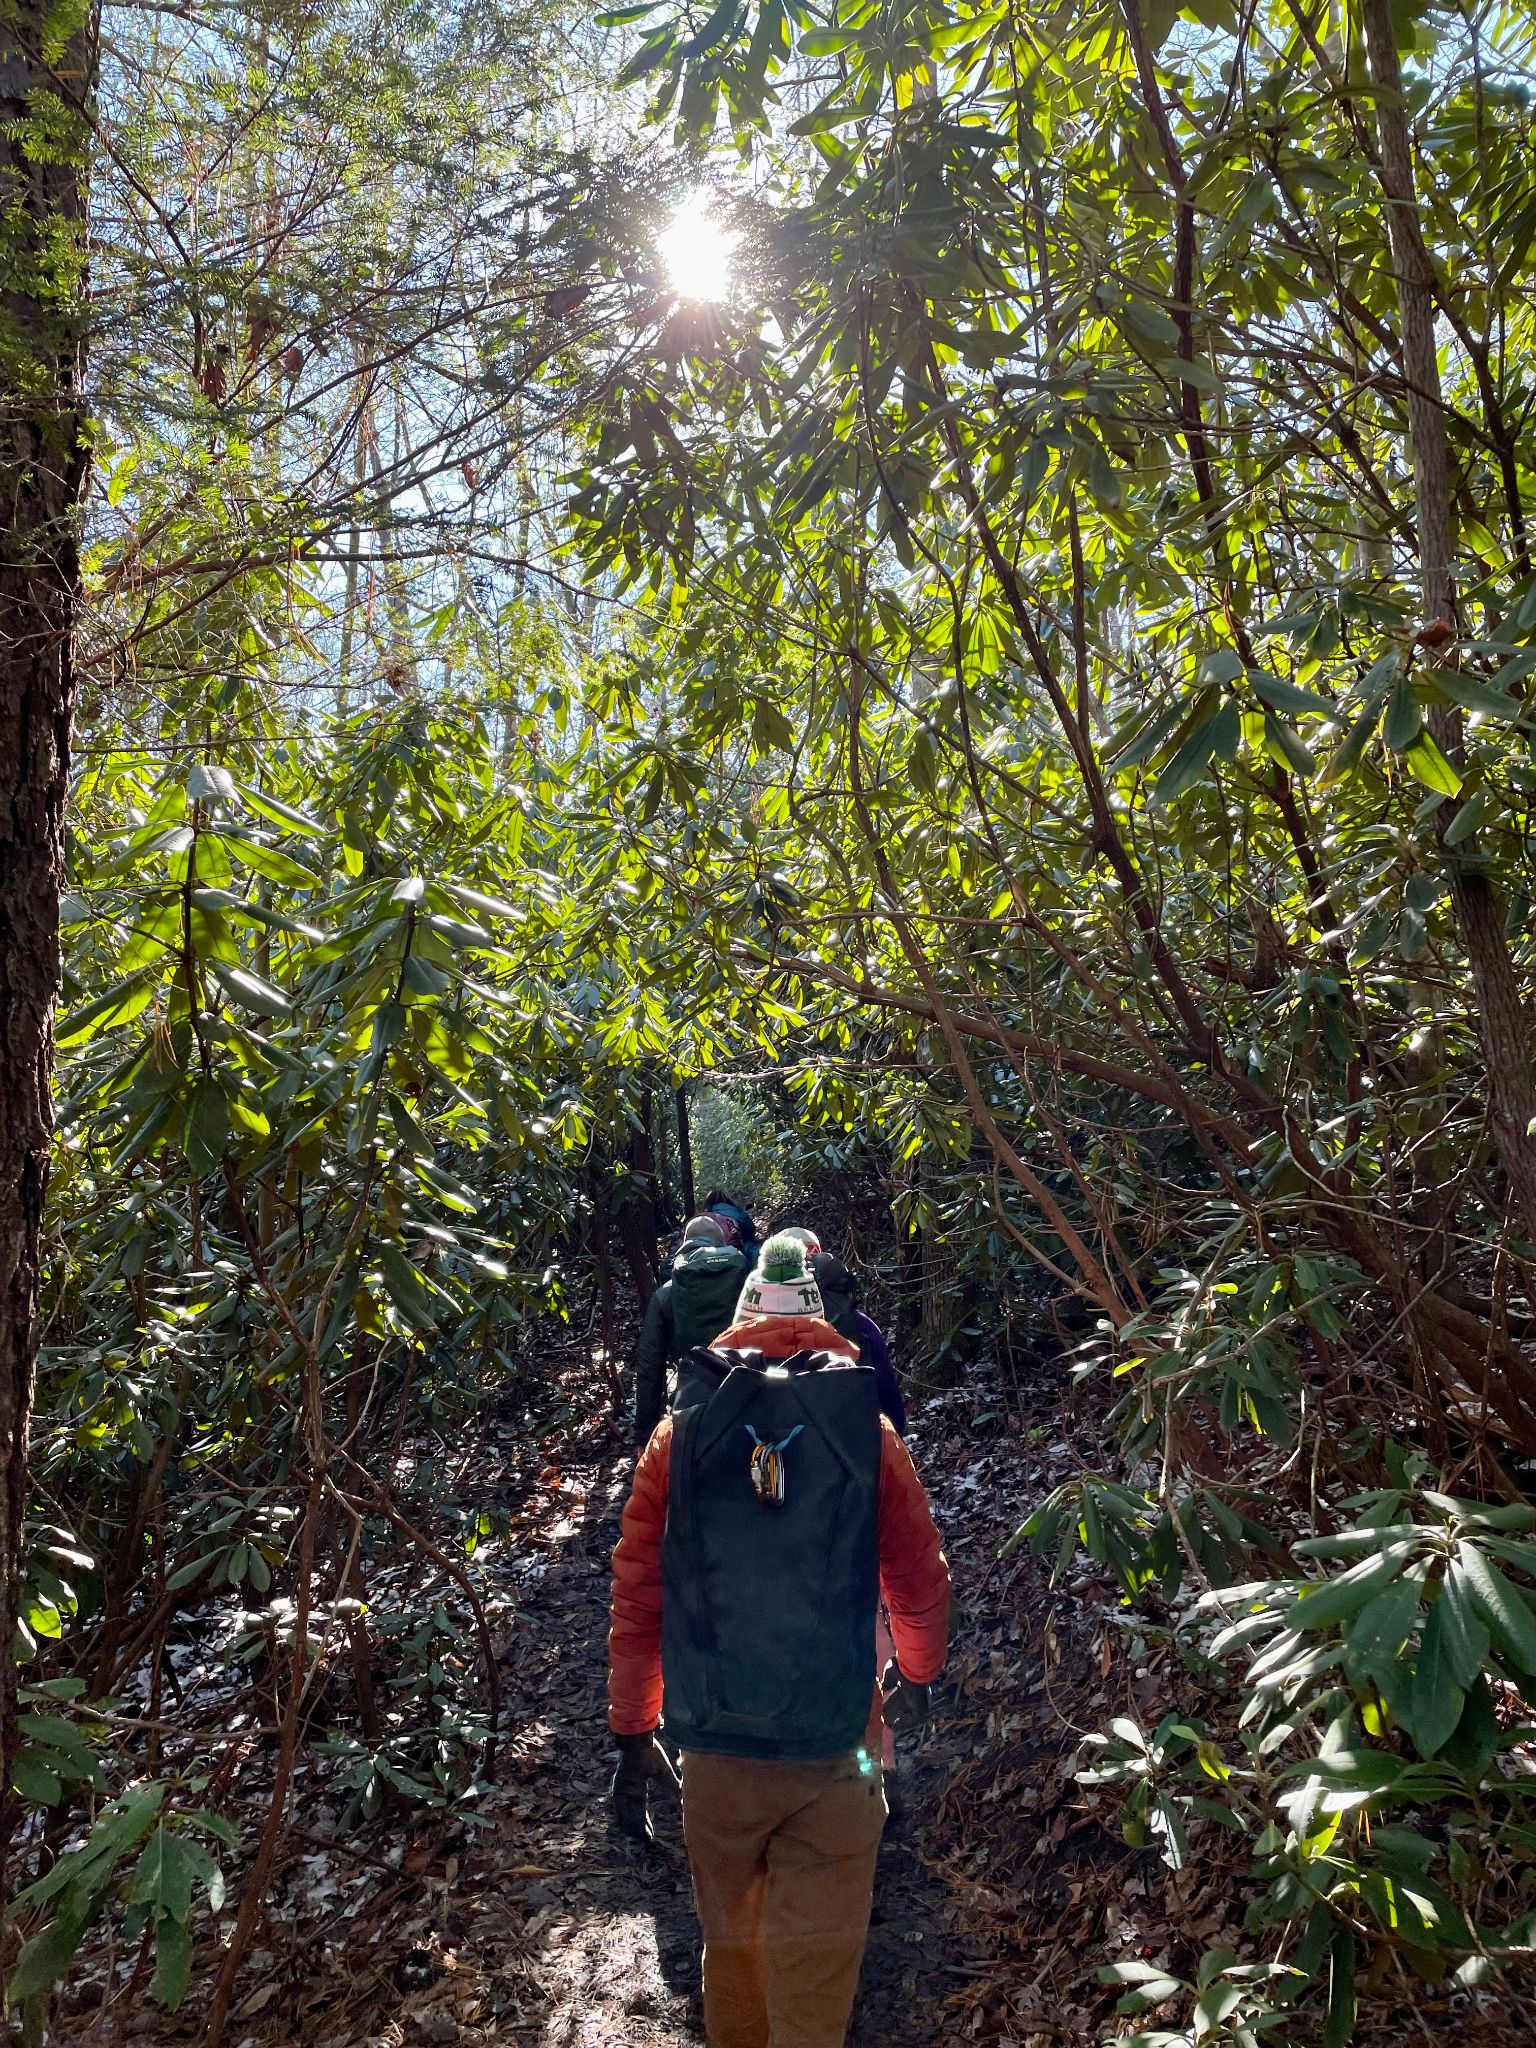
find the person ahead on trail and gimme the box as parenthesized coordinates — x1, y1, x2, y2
(704, 1189, 760, 1271)
(608, 1233, 950, 2048)
(782, 1229, 906, 1436)
(633, 1216, 747, 1448)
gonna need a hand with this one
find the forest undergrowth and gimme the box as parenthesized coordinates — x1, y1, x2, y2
(40, 1304, 1531, 2048)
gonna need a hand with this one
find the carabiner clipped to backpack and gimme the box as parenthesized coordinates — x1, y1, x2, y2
(746, 1423, 803, 1507)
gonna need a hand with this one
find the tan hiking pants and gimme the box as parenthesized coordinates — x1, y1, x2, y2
(680, 1748, 887, 2048)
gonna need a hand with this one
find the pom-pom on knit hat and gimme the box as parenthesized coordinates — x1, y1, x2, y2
(734, 1230, 826, 1322)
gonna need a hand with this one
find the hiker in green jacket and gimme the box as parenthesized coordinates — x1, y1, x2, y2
(632, 1216, 747, 1446)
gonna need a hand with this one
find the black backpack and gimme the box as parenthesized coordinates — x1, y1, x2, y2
(661, 1351, 881, 1760)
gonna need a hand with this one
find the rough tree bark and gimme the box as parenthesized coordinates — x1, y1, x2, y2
(674, 1083, 696, 1219)
(0, 5, 92, 1890)
(616, 1092, 660, 1303)
(1360, 0, 1536, 1245)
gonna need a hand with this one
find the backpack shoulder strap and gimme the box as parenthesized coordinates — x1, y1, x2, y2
(687, 1357, 769, 1464)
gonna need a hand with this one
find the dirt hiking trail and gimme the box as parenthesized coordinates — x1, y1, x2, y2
(196, 1354, 1122, 2048)
(72, 1348, 1508, 2046)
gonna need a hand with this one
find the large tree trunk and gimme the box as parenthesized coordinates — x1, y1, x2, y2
(675, 1084, 696, 1219)
(1360, 0, 1536, 1244)
(0, 5, 92, 1891)
(617, 1091, 660, 1304)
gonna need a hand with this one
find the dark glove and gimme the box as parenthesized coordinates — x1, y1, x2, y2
(611, 1730, 679, 1842)
(880, 1659, 930, 1737)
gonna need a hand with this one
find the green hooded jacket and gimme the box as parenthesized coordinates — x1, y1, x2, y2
(633, 1241, 747, 1443)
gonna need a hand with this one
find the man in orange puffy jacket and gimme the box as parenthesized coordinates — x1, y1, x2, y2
(608, 1233, 950, 2048)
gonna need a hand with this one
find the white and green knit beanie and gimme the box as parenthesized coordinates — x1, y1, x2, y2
(734, 1230, 826, 1322)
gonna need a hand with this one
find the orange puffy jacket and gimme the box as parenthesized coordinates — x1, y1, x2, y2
(608, 1335, 951, 1738)
(707, 1311, 858, 1363)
